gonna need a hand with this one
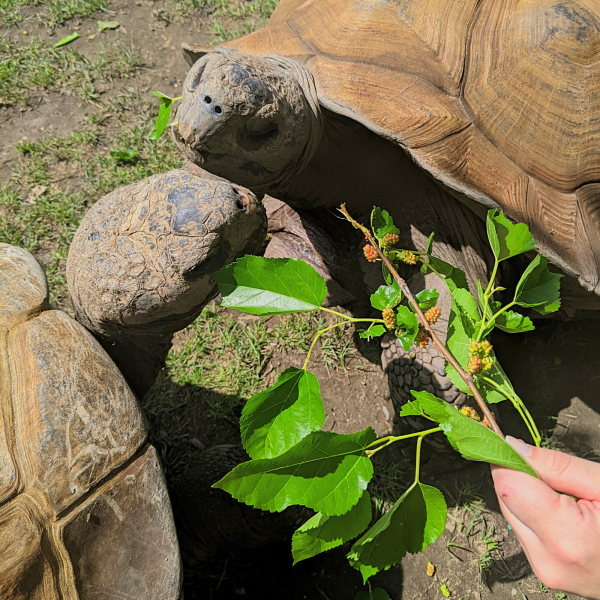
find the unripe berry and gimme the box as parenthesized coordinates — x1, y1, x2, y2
(481, 356, 493, 371)
(401, 251, 418, 265)
(467, 356, 482, 374)
(382, 233, 400, 247)
(416, 329, 429, 349)
(382, 308, 395, 329)
(425, 306, 441, 325)
(481, 415, 494, 429)
(460, 406, 481, 422)
(363, 244, 378, 262)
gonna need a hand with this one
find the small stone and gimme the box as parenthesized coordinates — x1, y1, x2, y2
(424, 384, 436, 396)
(410, 367, 418, 377)
(385, 349, 393, 359)
(404, 374, 413, 387)
(382, 406, 390, 420)
(421, 352, 432, 364)
(435, 365, 446, 377)
(384, 388, 391, 400)
(511, 589, 517, 596)
(432, 372, 452, 391)
(395, 364, 401, 375)
(396, 375, 405, 387)
(190, 438, 205, 450)
(381, 336, 391, 349)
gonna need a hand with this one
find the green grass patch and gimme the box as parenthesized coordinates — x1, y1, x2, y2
(1, 88, 182, 305)
(0, 37, 144, 107)
(0, 0, 111, 27)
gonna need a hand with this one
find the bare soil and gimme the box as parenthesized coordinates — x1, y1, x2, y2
(2, 2, 599, 599)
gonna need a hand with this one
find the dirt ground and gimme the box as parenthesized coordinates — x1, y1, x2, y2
(2, 2, 600, 599)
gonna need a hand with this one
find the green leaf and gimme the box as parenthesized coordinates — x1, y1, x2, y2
(241, 368, 325, 460)
(486, 209, 535, 262)
(423, 256, 469, 294)
(414, 289, 439, 311)
(109, 150, 139, 161)
(514, 255, 562, 315)
(425, 232, 435, 256)
(358, 325, 387, 339)
(149, 91, 177, 140)
(395, 306, 419, 351)
(381, 263, 393, 285)
(292, 491, 372, 564)
(214, 428, 377, 515)
(445, 364, 471, 395)
(401, 392, 538, 476)
(446, 289, 479, 366)
(348, 482, 447, 573)
(53, 32, 80, 48)
(370, 280, 402, 310)
(215, 256, 327, 316)
(477, 352, 515, 404)
(494, 309, 535, 333)
(355, 589, 392, 600)
(98, 20, 119, 31)
(371, 207, 400, 241)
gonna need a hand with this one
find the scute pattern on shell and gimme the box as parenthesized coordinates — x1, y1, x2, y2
(381, 332, 467, 440)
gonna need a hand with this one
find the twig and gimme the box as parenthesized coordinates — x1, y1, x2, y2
(340, 205, 504, 438)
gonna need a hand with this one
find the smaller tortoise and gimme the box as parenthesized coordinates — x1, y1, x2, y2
(0, 243, 181, 600)
(68, 167, 266, 397)
(67, 169, 308, 564)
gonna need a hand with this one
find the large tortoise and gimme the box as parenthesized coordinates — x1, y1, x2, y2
(0, 169, 267, 597)
(175, 0, 600, 410)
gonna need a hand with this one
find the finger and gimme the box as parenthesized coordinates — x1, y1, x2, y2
(506, 436, 600, 501)
(491, 462, 567, 540)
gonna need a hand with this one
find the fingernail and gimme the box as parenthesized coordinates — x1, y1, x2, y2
(506, 436, 532, 458)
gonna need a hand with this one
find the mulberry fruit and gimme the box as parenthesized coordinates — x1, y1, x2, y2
(416, 329, 429, 349)
(382, 308, 395, 329)
(401, 251, 418, 265)
(460, 406, 481, 422)
(424, 306, 441, 325)
(382, 233, 400, 248)
(363, 244, 378, 262)
(467, 356, 482, 374)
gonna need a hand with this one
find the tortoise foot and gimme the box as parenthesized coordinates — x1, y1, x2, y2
(381, 332, 468, 443)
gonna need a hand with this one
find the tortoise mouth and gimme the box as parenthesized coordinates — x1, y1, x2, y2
(175, 128, 228, 163)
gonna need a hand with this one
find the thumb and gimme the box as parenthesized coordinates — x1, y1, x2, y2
(505, 436, 600, 501)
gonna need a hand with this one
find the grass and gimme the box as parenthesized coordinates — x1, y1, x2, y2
(0, 0, 111, 27)
(148, 0, 278, 41)
(1, 60, 182, 304)
(0, 36, 143, 107)
(443, 476, 502, 585)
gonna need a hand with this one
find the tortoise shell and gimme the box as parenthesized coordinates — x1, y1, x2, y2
(0, 244, 181, 599)
(219, 0, 600, 297)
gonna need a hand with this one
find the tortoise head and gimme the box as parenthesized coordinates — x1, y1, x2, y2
(175, 48, 323, 194)
(67, 169, 267, 395)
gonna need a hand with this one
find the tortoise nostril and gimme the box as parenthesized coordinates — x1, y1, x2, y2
(204, 95, 212, 104)
(214, 105, 222, 115)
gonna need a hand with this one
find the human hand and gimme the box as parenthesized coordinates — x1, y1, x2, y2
(492, 436, 600, 599)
